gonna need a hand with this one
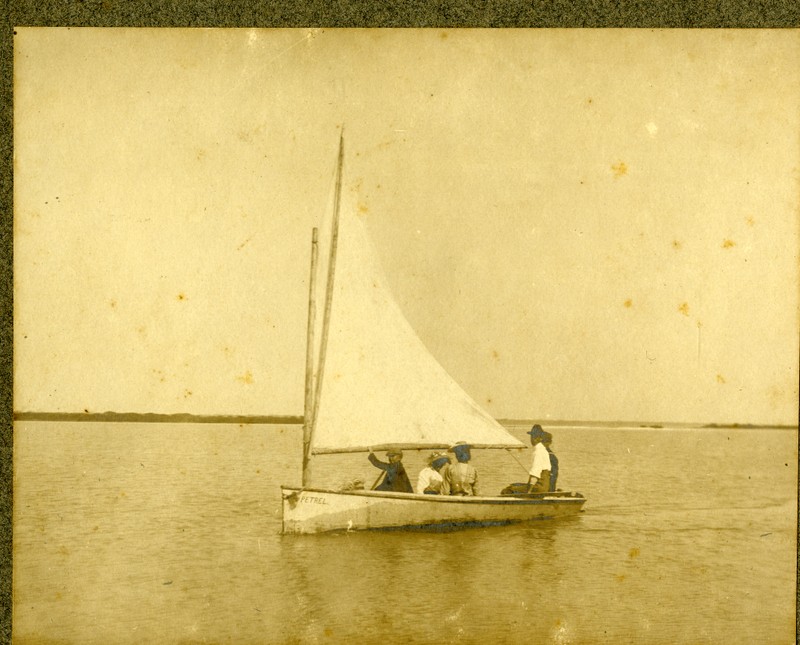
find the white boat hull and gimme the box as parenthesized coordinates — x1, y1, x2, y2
(281, 486, 586, 534)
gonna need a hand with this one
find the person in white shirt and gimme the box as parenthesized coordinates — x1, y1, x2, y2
(417, 452, 450, 494)
(526, 425, 551, 493)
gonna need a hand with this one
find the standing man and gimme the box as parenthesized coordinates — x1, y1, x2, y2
(526, 425, 551, 493)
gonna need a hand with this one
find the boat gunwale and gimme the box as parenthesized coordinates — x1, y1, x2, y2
(311, 444, 526, 454)
(281, 485, 586, 505)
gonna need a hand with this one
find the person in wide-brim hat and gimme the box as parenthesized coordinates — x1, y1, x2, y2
(418, 452, 450, 495)
(442, 441, 478, 496)
(526, 425, 551, 493)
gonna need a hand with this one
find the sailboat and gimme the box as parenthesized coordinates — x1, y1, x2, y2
(281, 134, 586, 534)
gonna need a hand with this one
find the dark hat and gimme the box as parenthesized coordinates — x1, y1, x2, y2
(527, 424, 545, 438)
(427, 451, 448, 464)
(386, 448, 403, 458)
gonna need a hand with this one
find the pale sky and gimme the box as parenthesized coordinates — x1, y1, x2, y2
(14, 28, 800, 425)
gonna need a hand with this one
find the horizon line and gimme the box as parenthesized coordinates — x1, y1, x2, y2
(12, 411, 797, 430)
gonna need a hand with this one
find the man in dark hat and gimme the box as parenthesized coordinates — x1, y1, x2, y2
(526, 425, 551, 493)
(441, 441, 479, 496)
(368, 448, 414, 493)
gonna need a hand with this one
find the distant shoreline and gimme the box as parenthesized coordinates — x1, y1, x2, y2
(12, 411, 797, 430)
(498, 419, 798, 430)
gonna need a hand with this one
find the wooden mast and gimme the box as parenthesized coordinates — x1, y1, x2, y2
(301, 228, 319, 487)
(303, 131, 344, 486)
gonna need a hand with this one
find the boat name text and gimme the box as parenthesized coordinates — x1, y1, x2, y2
(301, 495, 329, 505)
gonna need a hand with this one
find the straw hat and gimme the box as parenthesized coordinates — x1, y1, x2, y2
(448, 441, 471, 453)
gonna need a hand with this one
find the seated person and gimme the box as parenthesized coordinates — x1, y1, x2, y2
(441, 442, 479, 496)
(526, 425, 551, 493)
(368, 448, 414, 493)
(417, 452, 450, 494)
(542, 431, 559, 491)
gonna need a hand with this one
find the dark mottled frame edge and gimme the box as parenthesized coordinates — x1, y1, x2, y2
(2, 2, 800, 643)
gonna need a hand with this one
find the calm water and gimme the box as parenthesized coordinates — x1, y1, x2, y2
(12, 422, 798, 644)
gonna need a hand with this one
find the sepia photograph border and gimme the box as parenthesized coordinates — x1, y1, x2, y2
(2, 2, 800, 643)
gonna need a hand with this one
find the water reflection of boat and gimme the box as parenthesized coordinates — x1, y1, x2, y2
(281, 135, 586, 534)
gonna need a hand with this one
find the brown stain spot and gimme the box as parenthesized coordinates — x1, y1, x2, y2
(58, 546, 70, 556)
(678, 302, 689, 316)
(84, 408, 90, 413)
(716, 374, 726, 384)
(92, 525, 99, 532)
(136, 325, 147, 337)
(236, 371, 254, 385)
(722, 239, 736, 249)
(109, 299, 117, 309)
(196, 149, 206, 161)
(629, 547, 640, 559)
(119, 491, 127, 498)
(611, 162, 628, 178)
(177, 293, 187, 301)
(615, 574, 626, 582)
(587, 97, 593, 104)
(184, 389, 192, 398)
(358, 203, 369, 214)
(486, 397, 493, 405)
(237, 125, 263, 143)
(672, 240, 682, 250)
(746, 216, 755, 226)
(439, 31, 448, 40)
(54, 592, 63, 601)
(623, 299, 632, 308)
(767, 385, 787, 409)
(492, 349, 500, 359)
(237, 236, 253, 251)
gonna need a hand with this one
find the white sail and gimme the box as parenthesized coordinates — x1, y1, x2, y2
(309, 185, 525, 454)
